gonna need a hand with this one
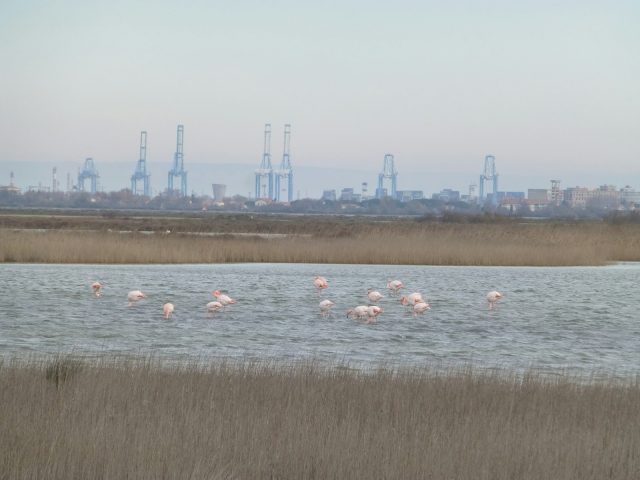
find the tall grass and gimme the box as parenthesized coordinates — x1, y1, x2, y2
(0, 357, 638, 479)
(2, 221, 640, 265)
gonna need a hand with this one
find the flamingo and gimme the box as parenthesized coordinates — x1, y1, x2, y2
(346, 305, 369, 320)
(400, 292, 424, 306)
(367, 289, 384, 303)
(365, 305, 383, 324)
(127, 290, 146, 306)
(319, 299, 335, 317)
(386, 279, 404, 295)
(413, 301, 431, 317)
(213, 290, 237, 310)
(487, 291, 503, 310)
(206, 301, 224, 314)
(314, 276, 329, 292)
(91, 281, 102, 297)
(163, 303, 174, 319)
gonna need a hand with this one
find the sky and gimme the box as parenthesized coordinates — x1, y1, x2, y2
(0, 0, 639, 196)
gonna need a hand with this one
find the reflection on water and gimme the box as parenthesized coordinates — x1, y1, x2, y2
(1, 263, 639, 376)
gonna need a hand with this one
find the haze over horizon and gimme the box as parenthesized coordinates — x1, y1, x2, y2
(1, 1, 638, 195)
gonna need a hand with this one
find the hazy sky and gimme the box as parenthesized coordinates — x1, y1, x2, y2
(1, 1, 639, 187)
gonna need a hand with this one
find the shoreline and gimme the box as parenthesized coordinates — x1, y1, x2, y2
(2, 353, 637, 382)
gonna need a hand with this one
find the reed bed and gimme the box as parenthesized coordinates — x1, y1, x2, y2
(0, 356, 638, 479)
(2, 221, 640, 265)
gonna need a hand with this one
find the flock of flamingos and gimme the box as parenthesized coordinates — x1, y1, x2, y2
(90, 277, 504, 322)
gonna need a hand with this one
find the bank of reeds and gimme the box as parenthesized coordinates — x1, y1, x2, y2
(0, 356, 638, 479)
(2, 221, 640, 265)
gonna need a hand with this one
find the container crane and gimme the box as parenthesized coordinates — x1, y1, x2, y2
(479, 155, 498, 205)
(168, 125, 187, 196)
(376, 154, 397, 199)
(131, 131, 151, 196)
(275, 124, 293, 202)
(255, 123, 274, 199)
(77, 158, 99, 193)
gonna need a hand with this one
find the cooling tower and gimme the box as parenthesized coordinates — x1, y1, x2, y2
(212, 184, 227, 202)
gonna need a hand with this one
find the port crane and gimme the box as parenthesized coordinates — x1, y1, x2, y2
(275, 124, 293, 202)
(168, 125, 187, 196)
(131, 131, 151, 196)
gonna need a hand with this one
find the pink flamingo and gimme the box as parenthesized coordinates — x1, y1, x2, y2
(91, 281, 102, 297)
(367, 289, 384, 303)
(346, 305, 369, 320)
(314, 276, 329, 293)
(386, 279, 404, 295)
(319, 299, 335, 317)
(127, 290, 146, 306)
(213, 290, 237, 310)
(365, 305, 383, 324)
(163, 303, 174, 319)
(413, 302, 431, 317)
(400, 292, 424, 307)
(487, 291, 503, 310)
(206, 301, 224, 315)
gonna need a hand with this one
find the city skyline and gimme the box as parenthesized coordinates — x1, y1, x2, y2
(1, 1, 638, 184)
(2, 157, 639, 201)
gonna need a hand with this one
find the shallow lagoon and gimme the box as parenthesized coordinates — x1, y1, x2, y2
(1, 263, 639, 376)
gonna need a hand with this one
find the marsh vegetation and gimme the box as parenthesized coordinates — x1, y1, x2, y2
(1, 357, 638, 479)
(1, 211, 640, 265)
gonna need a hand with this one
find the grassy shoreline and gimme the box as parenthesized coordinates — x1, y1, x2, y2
(2, 218, 640, 265)
(1, 356, 638, 479)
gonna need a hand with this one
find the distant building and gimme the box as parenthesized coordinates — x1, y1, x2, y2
(361, 182, 370, 200)
(524, 190, 550, 211)
(563, 187, 590, 207)
(321, 190, 336, 202)
(432, 189, 459, 202)
(528, 189, 549, 202)
(397, 190, 424, 202)
(505, 191, 525, 200)
(589, 185, 620, 208)
(621, 186, 640, 207)
(0, 184, 20, 194)
(495, 191, 525, 202)
(340, 188, 360, 202)
(27, 184, 50, 193)
(550, 181, 564, 205)
(1, 172, 20, 193)
(211, 184, 226, 204)
(375, 187, 388, 198)
(561, 185, 622, 209)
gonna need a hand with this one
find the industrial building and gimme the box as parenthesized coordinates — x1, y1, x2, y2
(321, 190, 337, 202)
(0, 172, 20, 194)
(396, 190, 424, 202)
(212, 184, 226, 205)
(340, 188, 361, 203)
(432, 189, 459, 202)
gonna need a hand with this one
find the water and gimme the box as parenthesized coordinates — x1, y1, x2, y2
(1, 263, 639, 376)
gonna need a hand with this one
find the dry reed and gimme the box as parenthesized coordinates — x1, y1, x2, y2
(2, 221, 640, 265)
(0, 356, 638, 479)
